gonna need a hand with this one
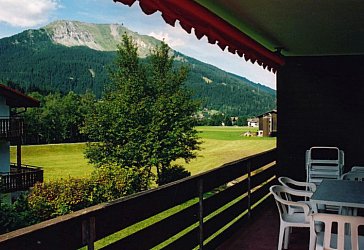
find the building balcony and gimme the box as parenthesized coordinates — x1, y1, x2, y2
(0, 149, 293, 249)
(0, 117, 24, 139)
(217, 203, 309, 250)
(0, 164, 43, 193)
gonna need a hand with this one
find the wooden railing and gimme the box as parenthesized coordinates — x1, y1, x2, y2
(0, 164, 43, 193)
(0, 117, 24, 139)
(0, 149, 276, 250)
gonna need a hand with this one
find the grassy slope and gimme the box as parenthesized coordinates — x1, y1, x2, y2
(183, 126, 275, 175)
(10, 143, 93, 180)
(10, 126, 276, 180)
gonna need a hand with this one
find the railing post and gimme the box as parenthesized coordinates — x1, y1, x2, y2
(0, 175, 3, 193)
(82, 217, 96, 250)
(247, 161, 251, 218)
(17, 140, 22, 170)
(198, 179, 204, 249)
(16, 174, 22, 191)
(0, 119, 4, 135)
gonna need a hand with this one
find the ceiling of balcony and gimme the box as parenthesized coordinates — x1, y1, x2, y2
(195, 0, 364, 56)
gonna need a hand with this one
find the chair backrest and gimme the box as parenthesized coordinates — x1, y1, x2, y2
(310, 213, 364, 250)
(306, 146, 344, 185)
(351, 166, 364, 172)
(341, 171, 364, 181)
(278, 176, 316, 192)
(270, 185, 311, 222)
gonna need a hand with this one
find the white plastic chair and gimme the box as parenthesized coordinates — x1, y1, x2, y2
(351, 166, 364, 172)
(342, 171, 364, 181)
(309, 213, 364, 250)
(306, 147, 344, 186)
(306, 147, 344, 213)
(270, 185, 312, 249)
(278, 176, 317, 192)
(278, 176, 316, 213)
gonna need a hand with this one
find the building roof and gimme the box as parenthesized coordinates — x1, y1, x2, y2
(257, 109, 277, 118)
(0, 84, 40, 108)
(194, 1, 364, 57)
(247, 118, 259, 122)
(115, 0, 364, 67)
(114, 0, 284, 72)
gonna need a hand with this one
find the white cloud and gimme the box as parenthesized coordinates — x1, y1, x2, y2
(148, 31, 185, 48)
(0, 0, 59, 27)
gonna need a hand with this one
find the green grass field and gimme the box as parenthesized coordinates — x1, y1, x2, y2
(10, 126, 276, 248)
(10, 143, 93, 180)
(10, 126, 276, 180)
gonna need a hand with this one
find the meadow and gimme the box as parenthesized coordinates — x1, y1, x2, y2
(10, 126, 276, 180)
(9, 126, 276, 248)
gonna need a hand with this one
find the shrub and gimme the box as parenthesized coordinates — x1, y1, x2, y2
(27, 165, 150, 221)
(157, 165, 191, 186)
(28, 178, 91, 220)
(0, 201, 17, 234)
(0, 194, 38, 234)
(89, 164, 150, 204)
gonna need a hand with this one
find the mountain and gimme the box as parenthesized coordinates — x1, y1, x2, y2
(44, 20, 160, 56)
(0, 20, 276, 117)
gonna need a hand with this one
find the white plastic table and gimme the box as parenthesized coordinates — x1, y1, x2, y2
(311, 179, 364, 210)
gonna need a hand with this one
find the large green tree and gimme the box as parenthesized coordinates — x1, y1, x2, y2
(82, 35, 200, 186)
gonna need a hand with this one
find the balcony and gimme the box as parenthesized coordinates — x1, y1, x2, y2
(217, 203, 309, 250)
(0, 117, 24, 139)
(0, 149, 283, 249)
(0, 164, 43, 193)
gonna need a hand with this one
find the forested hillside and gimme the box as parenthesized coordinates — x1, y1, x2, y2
(0, 20, 276, 117)
(0, 29, 113, 95)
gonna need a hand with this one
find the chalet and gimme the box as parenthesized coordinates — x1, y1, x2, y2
(247, 117, 258, 127)
(0, 84, 43, 195)
(1, 1, 363, 249)
(257, 110, 277, 137)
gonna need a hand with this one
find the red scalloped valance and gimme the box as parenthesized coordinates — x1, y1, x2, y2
(114, 0, 285, 72)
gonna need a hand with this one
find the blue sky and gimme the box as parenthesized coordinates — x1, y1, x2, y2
(0, 0, 276, 89)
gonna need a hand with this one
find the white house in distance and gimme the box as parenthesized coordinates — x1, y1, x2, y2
(0, 84, 42, 194)
(247, 118, 259, 127)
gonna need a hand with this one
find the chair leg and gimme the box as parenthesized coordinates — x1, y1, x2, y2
(283, 227, 290, 249)
(278, 225, 285, 250)
(353, 208, 358, 216)
(309, 230, 316, 250)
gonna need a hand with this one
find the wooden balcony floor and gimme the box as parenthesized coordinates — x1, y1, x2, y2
(217, 199, 310, 250)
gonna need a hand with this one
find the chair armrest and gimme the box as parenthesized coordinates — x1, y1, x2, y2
(289, 179, 316, 192)
(285, 186, 314, 199)
(274, 194, 312, 216)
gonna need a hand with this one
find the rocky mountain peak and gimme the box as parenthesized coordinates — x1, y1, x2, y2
(45, 20, 102, 50)
(43, 20, 160, 57)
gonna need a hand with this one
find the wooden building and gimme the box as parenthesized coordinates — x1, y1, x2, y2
(257, 110, 277, 137)
(0, 84, 43, 194)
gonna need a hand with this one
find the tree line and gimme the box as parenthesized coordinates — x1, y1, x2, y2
(17, 92, 252, 145)
(19, 91, 96, 144)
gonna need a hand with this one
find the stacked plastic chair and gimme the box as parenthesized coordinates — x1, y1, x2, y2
(306, 146, 344, 187)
